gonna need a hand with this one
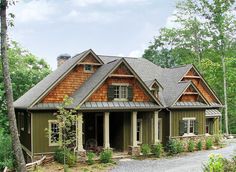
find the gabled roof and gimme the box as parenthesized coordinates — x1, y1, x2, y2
(144, 79, 163, 89)
(171, 81, 210, 108)
(14, 49, 102, 108)
(179, 65, 223, 105)
(69, 58, 163, 108)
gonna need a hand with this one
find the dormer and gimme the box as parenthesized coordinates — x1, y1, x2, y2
(145, 79, 163, 98)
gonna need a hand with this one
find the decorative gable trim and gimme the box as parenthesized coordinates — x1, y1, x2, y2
(79, 58, 163, 107)
(171, 81, 210, 107)
(148, 79, 163, 90)
(179, 65, 222, 106)
(30, 49, 102, 108)
(78, 49, 104, 65)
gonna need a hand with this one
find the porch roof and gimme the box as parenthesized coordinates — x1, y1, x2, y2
(80, 101, 161, 110)
(29, 101, 161, 110)
(205, 109, 222, 118)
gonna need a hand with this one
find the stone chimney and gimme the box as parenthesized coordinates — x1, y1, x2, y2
(57, 54, 71, 67)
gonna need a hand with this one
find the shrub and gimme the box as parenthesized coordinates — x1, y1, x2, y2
(54, 148, 77, 167)
(213, 134, 222, 146)
(188, 140, 195, 152)
(167, 139, 184, 155)
(222, 156, 236, 172)
(206, 138, 213, 150)
(151, 143, 163, 158)
(99, 149, 112, 163)
(141, 144, 151, 156)
(203, 154, 224, 172)
(87, 152, 95, 165)
(197, 140, 203, 151)
(0, 129, 14, 170)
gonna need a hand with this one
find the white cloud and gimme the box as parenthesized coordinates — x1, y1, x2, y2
(128, 49, 143, 57)
(9, 0, 57, 23)
(72, 0, 147, 7)
(63, 9, 122, 23)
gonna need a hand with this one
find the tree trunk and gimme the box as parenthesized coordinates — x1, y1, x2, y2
(0, 0, 27, 171)
(222, 54, 229, 135)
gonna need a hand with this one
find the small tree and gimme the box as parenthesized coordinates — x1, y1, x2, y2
(46, 96, 81, 170)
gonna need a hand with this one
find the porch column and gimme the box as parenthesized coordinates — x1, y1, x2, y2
(103, 112, 110, 149)
(77, 113, 84, 152)
(153, 111, 159, 144)
(131, 111, 138, 147)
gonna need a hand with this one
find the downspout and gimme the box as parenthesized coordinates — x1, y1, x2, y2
(166, 108, 172, 139)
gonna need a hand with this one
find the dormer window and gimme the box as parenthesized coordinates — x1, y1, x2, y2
(84, 64, 93, 72)
(151, 87, 159, 97)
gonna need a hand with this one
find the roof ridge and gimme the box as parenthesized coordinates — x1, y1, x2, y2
(168, 64, 192, 69)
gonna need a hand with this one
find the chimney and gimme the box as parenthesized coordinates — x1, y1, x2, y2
(57, 54, 71, 67)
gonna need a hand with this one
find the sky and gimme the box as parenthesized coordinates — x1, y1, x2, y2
(9, 0, 177, 70)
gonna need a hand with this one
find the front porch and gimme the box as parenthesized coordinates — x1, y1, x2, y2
(75, 110, 162, 156)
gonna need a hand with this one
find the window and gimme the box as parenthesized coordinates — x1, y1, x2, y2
(20, 112, 24, 131)
(158, 118, 162, 142)
(84, 64, 93, 72)
(137, 119, 142, 143)
(183, 118, 196, 135)
(151, 87, 159, 97)
(49, 120, 60, 146)
(27, 114, 31, 134)
(113, 85, 128, 100)
(206, 119, 212, 134)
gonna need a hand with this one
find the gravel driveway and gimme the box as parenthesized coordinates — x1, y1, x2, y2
(111, 139, 236, 172)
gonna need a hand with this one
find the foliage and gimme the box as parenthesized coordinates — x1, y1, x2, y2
(151, 143, 163, 158)
(206, 138, 213, 150)
(213, 134, 223, 146)
(166, 139, 184, 155)
(222, 156, 236, 172)
(54, 148, 77, 167)
(99, 149, 113, 163)
(143, 0, 236, 134)
(188, 140, 195, 152)
(87, 152, 95, 165)
(203, 154, 224, 172)
(0, 41, 51, 133)
(0, 129, 14, 170)
(197, 140, 203, 151)
(141, 144, 151, 156)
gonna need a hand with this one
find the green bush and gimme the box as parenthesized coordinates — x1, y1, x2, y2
(54, 148, 77, 167)
(203, 154, 224, 172)
(151, 143, 163, 158)
(213, 134, 222, 146)
(167, 139, 184, 155)
(87, 152, 95, 165)
(141, 144, 151, 156)
(206, 138, 213, 150)
(0, 129, 14, 170)
(99, 149, 112, 163)
(197, 140, 202, 151)
(188, 140, 195, 152)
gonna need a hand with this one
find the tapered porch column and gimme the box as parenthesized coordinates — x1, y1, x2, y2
(153, 111, 159, 144)
(131, 111, 138, 147)
(103, 112, 110, 149)
(77, 113, 84, 152)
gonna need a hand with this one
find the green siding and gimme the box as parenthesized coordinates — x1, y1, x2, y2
(213, 117, 220, 134)
(32, 111, 57, 154)
(159, 110, 170, 145)
(171, 109, 205, 137)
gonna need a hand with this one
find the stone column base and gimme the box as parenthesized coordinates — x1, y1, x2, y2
(128, 146, 140, 156)
(77, 150, 86, 162)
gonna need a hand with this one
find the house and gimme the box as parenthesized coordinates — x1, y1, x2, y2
(14, 49, 223, 162)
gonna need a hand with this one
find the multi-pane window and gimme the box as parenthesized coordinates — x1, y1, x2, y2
(183, 118, 195, 135)
(113, 85, 128, 100)
(49, 121, 60, 146)
(84, 64, 93, 72)
(137, 119, 142, 143)
(27, 114, 31, 134)
(20, 112, 24, 131)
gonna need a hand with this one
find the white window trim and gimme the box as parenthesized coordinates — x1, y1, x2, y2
(158, 118, 162, 142)
(137, 119, 143, 144)
(182, 117, 196, 136)
(48, 120, 61, 146)
(20, 112, 24, 131)
(84, 64, 93, 73)
(112, 83, 129, 101)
